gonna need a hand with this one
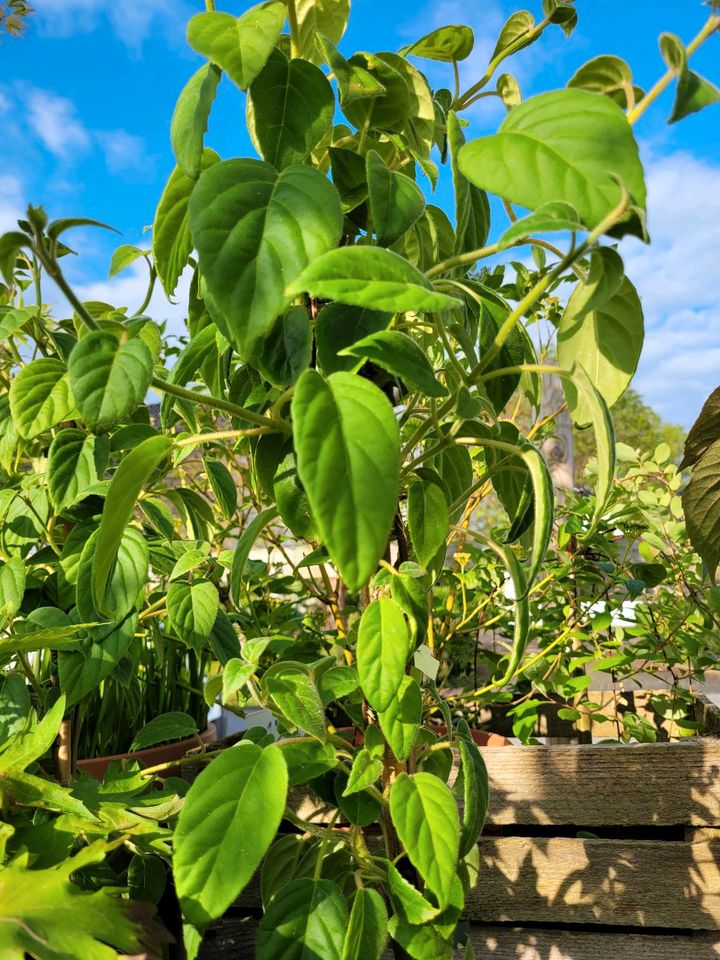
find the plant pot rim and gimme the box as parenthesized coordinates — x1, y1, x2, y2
(76, 722, 217, 781)
(335, 724, 511, 748)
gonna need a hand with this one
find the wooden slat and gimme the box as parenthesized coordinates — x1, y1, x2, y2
(470, 927, 720, 960)
(483, 739, 720, 826)
(469, 836, 720, 929)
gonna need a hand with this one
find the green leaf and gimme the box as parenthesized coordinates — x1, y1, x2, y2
(68, 331, 154, 432)
(342, 748, 382, 797)
(296, 0, 350, 64)
(0, 694, 66, 774)
(159, 323, 218, 428)
(497, 201, 583, 250)
(78, 526, 148, 622)
(250, 306, 312, 388)
(266, 669, 327, 742)
(92, 436, 173, 617)
(341, 888, 388, 960)
(58, 615, 137, 706)
(342, 52, 411, 132)
(357, 599, 412, 712)
(458, 89, 647, 239)
(683, 438, 720, 576)
(279, 739, 336, 787)
(48, 429, 108, 511)
(671, 69, 720, 124)
(174, 741, 288, 928)
(221, 659, 255, 700)
(456, 729, 488, 857)
(171, 64, 222, 179)
(153, 148, 220, 297)
(496, 72, 521, 109)
(0, 556, 25, 618)
(230, 506, 279, 605)
(292, 370, 400, 592)
(366, 150, 425, 246)
(0, 674, 31, 743)
(248, 52, 335, 170)
(109, 244, 148, 278)
(186, 2, 286, 91)
(378, 675, 422, 762)
(189, 158, 342, 358)
(390, 772, 460, 909)
(407, 479, 449, 569)
(288, 246, 461, 315)
(401, 25, 474, 62)
(387, 916, 453, 960)
(680, 386, 720, 469)
(317, 38, 386, 107)
(0, 230, 30, 286)
(567, 54, 642, 109)
(492, 10, 537, 59)
(340, 330, 446, 397)
(385, 860, 439, 924)
(167, 580, 219, 654)
(0, 841, 165, 960)
(316, 303, 392, 376)
(447, 111, 490, 257)
(9, 358, 74, 439)
(257, 878, 348, 960)
(131, 712, 199, 751)
(205, 458, 237, 520)
(558, 249, 644, 426)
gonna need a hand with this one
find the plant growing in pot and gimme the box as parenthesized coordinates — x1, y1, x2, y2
(2, 0, 719, 958)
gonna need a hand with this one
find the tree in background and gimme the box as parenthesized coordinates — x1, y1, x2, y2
(574, 388, 685, 476)
(0, 0, 32, 37)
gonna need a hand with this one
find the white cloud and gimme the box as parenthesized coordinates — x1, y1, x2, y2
(620, 150, 720, 427)
(0, 174, 25, 234)
(25, 88, 91, 159)
(35, 0, 193, 50)
(96, 129, 149, 174)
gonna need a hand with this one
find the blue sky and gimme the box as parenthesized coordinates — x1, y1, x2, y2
(1, 0, 719, 426)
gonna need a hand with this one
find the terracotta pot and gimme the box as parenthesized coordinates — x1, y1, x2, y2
(76, 723, 217, 781)
(335, 724, 511, 748)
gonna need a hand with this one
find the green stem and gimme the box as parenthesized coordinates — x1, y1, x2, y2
(205, 0, 215, 10)
(151, 376, 288, 432)
(34, 241, 100, 331)
(626, 13, 720, 125)
(286, 0, 301, 58)
(425, 242, 500, 279)
(175, 426, 272, 448)
(133, 261, 157, 317)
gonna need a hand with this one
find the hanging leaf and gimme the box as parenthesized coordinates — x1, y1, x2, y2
(266, 668, 327, 741)
(189, 158, 342, 358)
(378, 675, 422, 762)
(401, 25, 474, 62)
(77, 526, 148, 622)
(130, 712, 199, 751)
(250, 306, 312, 388)
(288, 246, 461, 315)
(340, 329, 446, 397)
(109, 244, 148, 278)
(558, 248, 644, 427)
(248, 52, 335, 170)
(390, 772, 460, 909)
(204, 458, 237, 520)
(153, 148, 220, 298)
(568, 54, 642, 109)
(456, 726, 489, 857)
(0, 556, 25, 618)
(174, 742, 288, 928)
(341, 888, 388, 960)
(9, 358, 74, 439)
(407, 479, 449, 569)
(229, 506, 279, 605)
(458, 89, 647, 239)
(659, 32, 720, 124)
(316, 303, 392, 376)
(366, 150, 425, 246)
(292, 370, 400, 592)
(683, 438, 720, 577)
(356, 598, 413, 712)
(171, 64, 222, 179)
(58, 615, 138, 706)
(385, 859, 439, 924)
(680, 386, 720, 470)
(447, 111, 490, 256)
(342, 748, 383, 797)
(167, 580, 219, 655)
(186, 2, 286, 91)
(257, 878, 348, 960)
(317, 37, 386, 107)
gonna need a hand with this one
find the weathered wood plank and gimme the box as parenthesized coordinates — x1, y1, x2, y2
(483, 739, 720, 826)
(469, 836, 720, 929)
(469, 927, 720, 960)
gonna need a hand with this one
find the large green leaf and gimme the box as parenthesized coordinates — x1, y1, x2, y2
(248, 52, 335, 170)
(266, 669, 327, 742)
(378, 675, 422, 762)
(558, 250, 644, 426)
(317, 38, 386, 107)
(683, 438, 720, 576)
(340, 330, 446, 397)
(77, 526, 148, 622)
(189, 158, 342, 358)
(288, 246, 461, 314)
(458, 89, 646, 239)
(385, 860, 439, 924)
(171, 64, 221, 179)
(153, 148, 220, 297)
(447, 111, 490, 256)
(341, 888, 388, 960)
(58, 615, 137, 706)
(167, 580, 219, 655)
(681, 386, 720, 470)
(456, 726, 488, 857)
(68, 331, 153, 432)
(366, 150, 425, 246)
(131, 712, 198, 751)
(0, 841, 166, 960)
(257, 878, 348, 960)
(407, 479, 449, 569)
(296, 0, 350, 64)
(292, 370, 400, 592)
(356, 599, 412, 712)
(48, 430, 108, 512)
(174, 742, 288, 928)
(401, 25, 474, 62)
(91, 436, 173, 617)
(390, 772, 460, 909)
(9, 359, 74, 439)
(186, 2, 286, 90)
